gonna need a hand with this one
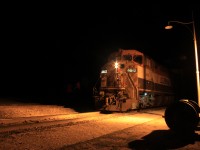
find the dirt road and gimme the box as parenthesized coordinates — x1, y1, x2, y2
(1, 107, 200, 150)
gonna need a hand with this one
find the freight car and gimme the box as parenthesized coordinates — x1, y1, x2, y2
(93, 49, 174, 112)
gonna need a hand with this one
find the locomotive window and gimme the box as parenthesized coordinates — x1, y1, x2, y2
(120, 64, 125, 68)
(133, 55, 142, 64)
(123, 55, 132, 61)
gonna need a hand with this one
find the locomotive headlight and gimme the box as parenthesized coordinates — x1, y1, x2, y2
(114, 61, 119, 69)
(127, 68, 137, 73)
(101, 70, 107, 74)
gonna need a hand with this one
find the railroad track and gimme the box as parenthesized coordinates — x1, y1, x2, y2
(0, 111, 140, 134)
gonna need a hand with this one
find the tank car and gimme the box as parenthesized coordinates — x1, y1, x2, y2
(93, 49, 174, 112)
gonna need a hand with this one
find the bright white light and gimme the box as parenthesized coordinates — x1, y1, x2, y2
(114, 62, 119, 69)
(101, 70, 107, 73)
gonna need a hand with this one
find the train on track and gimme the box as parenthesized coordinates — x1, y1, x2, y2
(93, 49, 174, 112)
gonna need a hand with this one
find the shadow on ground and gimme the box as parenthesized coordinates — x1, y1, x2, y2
(62, 101, 96, 113)
(0, 96, 96, 113)
(128, 129, 200, 149)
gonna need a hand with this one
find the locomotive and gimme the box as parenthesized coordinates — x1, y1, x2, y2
(93, 49, 174, 112)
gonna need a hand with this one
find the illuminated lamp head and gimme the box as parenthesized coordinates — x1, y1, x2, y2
(165, 25, 173, 29)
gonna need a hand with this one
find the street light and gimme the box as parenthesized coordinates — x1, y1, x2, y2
(165, 14, 200, 106)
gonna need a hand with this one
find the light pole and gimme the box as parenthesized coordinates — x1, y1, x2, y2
(165, 14, 200, 106)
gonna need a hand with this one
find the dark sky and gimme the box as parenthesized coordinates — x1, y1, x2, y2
(1, 3, 200, 101)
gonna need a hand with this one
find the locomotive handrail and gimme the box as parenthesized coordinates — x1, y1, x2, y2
(127, 72, 138, 100)
(100, 87, 126, 90)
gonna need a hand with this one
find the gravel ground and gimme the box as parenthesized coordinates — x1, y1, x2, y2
(1, 98, 200, 150)
(0, 98, 78, 119)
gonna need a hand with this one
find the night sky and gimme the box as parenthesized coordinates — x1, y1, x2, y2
(1, 3, 200, 104)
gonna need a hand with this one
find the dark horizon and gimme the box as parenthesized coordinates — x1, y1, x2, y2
(1, 3, 200, 104)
